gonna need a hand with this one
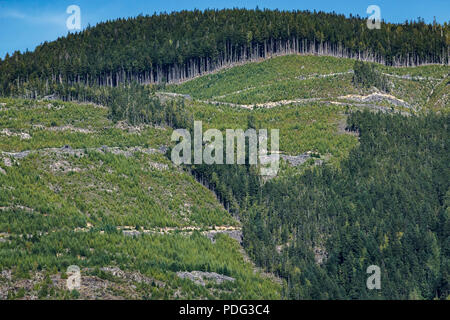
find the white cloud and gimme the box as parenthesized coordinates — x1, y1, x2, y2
(0, 8, 66, 26)
(0, 9, 27, 19)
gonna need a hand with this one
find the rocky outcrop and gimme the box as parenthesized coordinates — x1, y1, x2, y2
(98, 267, 165, 287)
(148, 161, 169, 171)
(281, 153, 311, 166)
(204, 230, 243, 244)
(0, 267, 165, 300)
(176, 271, 235, 286)
(1, 129, 31, 140)
(0, 145, 163, 163)
(338, 92, 413, 109)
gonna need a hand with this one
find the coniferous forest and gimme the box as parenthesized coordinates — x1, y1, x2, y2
(0, 7, 449, 301)
(0, 8, 449, 95)
(189, 111, 449, 299)
(244, 111, 449, 299)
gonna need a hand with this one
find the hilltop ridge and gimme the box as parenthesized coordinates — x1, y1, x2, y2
(0, 8, 448, 96)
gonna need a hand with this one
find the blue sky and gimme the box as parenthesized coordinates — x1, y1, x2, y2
(0, 0, 449, 59)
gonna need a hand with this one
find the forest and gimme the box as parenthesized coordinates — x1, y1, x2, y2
(0, 8, 449, 95)
(4, 81, 192, 129)
(193, 111, 449, 299)
(0, 8, 449, 300)
(353, 60, 390, 92)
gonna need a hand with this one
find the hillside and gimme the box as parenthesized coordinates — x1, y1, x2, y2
(168, 55, 449, 111)
(0, 34, 449, 299)
(163, 55, 450, 299)
(0, 8, 448, 95)
(0, 98, 281, 299)
(165, 55, 448, 170)
(245, 110, 449, 299)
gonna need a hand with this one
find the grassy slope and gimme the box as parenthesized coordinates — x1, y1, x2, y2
(168, 54, 449, 111)
(1, 55, 448, 300)
(167, 55, 449, 300)
(168, 55, 355, 100)
(167, 54, 448, 168)
(426, 76, 450, 112)
(0, 98, 281, 299)
(187, 101, 358, 165)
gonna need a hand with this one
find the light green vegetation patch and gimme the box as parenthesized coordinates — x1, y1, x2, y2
(425, 77, 450, 112)
(0, 98, 170, 152)
(222, 74, 358, 105)
(0, 97, 281, 299)
(168, 55, 355, 100)
(0, 151, 235, 232)
(0, 98, 109, 129)
(0, 230, 281, 299)
(187, 101, 359, 164)
(389, 78, 438, 107)
(168, 55, 449, 112)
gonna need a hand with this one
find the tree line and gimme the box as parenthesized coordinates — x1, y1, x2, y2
(0, 9, 449, 95)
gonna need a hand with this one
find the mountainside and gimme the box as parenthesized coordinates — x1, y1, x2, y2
(0, 9, 449, 300)
(168, 54, 449, 111)
(245, 111, 449, 299)
(0, 8, 449, 95)
(0, 98, 281, 299)
(166, 55, 450, 299)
